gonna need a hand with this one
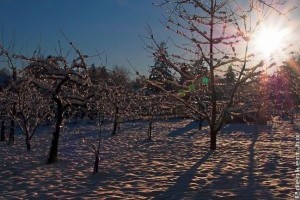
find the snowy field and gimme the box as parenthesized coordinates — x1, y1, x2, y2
(0, 117, 297, 199)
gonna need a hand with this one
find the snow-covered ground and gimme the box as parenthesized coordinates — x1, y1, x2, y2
(0, 117, 296, 199)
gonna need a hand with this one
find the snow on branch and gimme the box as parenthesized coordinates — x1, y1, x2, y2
(30, 78, 54, 93)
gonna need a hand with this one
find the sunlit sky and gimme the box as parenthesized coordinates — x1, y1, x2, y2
(0, 0, 300, 74)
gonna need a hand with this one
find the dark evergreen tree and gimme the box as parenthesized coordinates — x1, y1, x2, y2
(149, 42, 173, 92)
(224, 65, 236, 85)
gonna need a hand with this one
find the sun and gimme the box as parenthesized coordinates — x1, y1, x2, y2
(253, 26, 289, 57)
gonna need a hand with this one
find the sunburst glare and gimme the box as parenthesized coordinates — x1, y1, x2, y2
(253, 26, 290, 58)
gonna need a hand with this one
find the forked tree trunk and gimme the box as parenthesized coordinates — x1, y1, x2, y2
(0, 121, 5, 141)
(47, 106, 63, 164)
(210, 130, 217, 150)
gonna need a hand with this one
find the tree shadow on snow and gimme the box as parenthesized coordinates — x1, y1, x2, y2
(220, 123, 256, 134)
(153, 150, 214, 199)
(156, 123, 276, 199)
(235, 124, 275, 199)
(168, 121, 198, 137)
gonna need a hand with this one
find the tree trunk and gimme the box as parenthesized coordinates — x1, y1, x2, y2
(210, 130, 217, 150)
(26, 134, 31, 151)
(9, 70, 17, 144)
(148, 120, 153, 140)
(112, 106, 119, 135)
(47, 107, 63, 164)
(93, 150, 100, 174)
(8, 103, 16, 144)
(290, 112, 294, 124)
(9, 118, 15, 144)
(112, 119, 118, 135)
(93, 114, 102, 174)
(0, 121, 5, 141)
(198, 118, 203, 131)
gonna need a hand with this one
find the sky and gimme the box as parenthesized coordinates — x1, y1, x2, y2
(0, 0, 300, 75)
(0, 0, 169, 74)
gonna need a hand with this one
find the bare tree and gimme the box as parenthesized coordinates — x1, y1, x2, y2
(0, 45, 95, 163)
(138, 95, 163, 140)
(142, 0, 294, 149)
(90, 92, 108, 174)
(3, 78, 51, 150)
(0, 45, 17, 144)
(108, 66, 132, 135)
(27, 56, 92, 163)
